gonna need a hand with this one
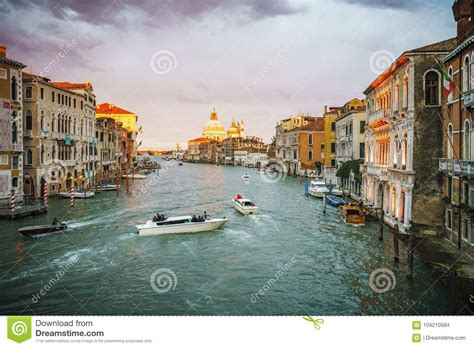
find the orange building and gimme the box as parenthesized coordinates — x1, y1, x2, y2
(296, 118, 325, 171)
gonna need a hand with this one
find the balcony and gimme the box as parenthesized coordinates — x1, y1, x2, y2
(24, 130, 33, 138)
(439, 158, 474, 177)
(363, 164, 388, 180)
(12, 144, 23, 152)
(63, 160, 76, 166)
(367, 108, 390, 127)
(463, 90, 474, 108)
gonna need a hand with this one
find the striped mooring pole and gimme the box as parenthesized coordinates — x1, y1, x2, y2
(10, 191, 16, 214)
(43, 182, 48, 208)
(70, 185, 75, 207)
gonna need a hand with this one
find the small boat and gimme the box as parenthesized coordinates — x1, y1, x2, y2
(18, 222, 68, 237)
(59, 190, 95, 198)
(232, 195, 259, 215)
(122, 174, 147, 179)
(308, 180, 343, 198)
(93, 184, 118, 191)
(136, 214, 227, 236)
(308, 180, 327, 198)
(339, 204, 365, 226)
(242, 173, 251, 181)
(326, 195, 346, 207)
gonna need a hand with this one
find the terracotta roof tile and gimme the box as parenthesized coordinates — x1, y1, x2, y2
(96, 102, 134, 115)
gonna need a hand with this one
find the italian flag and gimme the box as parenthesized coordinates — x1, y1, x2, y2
(436, 59, 455, 98)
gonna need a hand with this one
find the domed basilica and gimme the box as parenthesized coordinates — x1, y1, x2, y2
(202, 107, 244, 141)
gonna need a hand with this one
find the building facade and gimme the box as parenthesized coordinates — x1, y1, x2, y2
(335, 98, 367, 167)
(363, 38, 457, 233)
(438, 0, 474, 253)
(22, 74, 96, 196)
(322, 106, 342, 169)
(0, 45, 25, 202)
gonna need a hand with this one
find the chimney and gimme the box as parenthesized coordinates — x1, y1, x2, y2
(453, 0, 471, 41)
(324, 105, 328, 114)
(0, 45, 6, 58)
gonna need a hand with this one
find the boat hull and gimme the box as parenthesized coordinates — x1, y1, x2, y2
(326, 195, 346, 207)
(233, 200, 259, 215)
(59, 192, 95, 198)
(136, 218, 227, 236)
(18, 224, 68, 237)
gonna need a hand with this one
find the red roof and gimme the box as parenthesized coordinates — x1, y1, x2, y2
(51, 81, 93, 92)
(96, 102, 134, 115)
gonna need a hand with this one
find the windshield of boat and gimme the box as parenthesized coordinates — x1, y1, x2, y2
(244, 201, 255, 206)
(346, 209, 361, 215)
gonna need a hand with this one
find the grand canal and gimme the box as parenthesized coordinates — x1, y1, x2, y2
(0, 158, 450, 315)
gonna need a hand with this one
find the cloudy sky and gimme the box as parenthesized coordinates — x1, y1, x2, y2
(0, 0, 455, 149)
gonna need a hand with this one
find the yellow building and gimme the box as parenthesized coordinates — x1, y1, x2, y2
(96, 102, 139, 162)
(322, 106, 342, 168)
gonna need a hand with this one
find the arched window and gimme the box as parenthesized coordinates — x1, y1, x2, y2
(425, 71, 439, 106)
(403, 75, 409, 108)
(394, 79, 399, 111)
(40, 145, 45, 164)
(463, 56, 471, 92)
(448, 123, 454, 159)
(11, 76, 17, 101)
(464, 120, 471, 160)
(26, 149, 33, 165)
(40, 110, 44, 131)
(25, 109, 33, 130)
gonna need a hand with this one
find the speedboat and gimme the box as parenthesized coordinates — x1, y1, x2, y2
(308, 180, 328, 198)
(308, 180, 343, 198)
(339, 204, 365, 226)
(18, 222, 67, 237)
(122, 174, 147, 179)
(326, 195, 346, 207)
(242, 173, 251, 181)
(232, 195, 259, 215)
(93, 184, 118, 191)
(136, 215, 228, 236)
(59, 190, 95, 198)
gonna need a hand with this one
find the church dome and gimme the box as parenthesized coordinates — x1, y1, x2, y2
(203, 107, 226, 141)
(227, 119, 241, 138)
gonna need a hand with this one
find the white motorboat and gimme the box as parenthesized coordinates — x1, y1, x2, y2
(122, 174, 147, 179)
(59, 191, 95, 198)
(93, 184, 118, 191)
(242, 173, 251, 181)
(232, 197, 259, 215)
(308, 180, 343, 198)
(136, 215, 228, 236)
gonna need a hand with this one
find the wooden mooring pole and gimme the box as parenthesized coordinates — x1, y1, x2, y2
(322, 193, 327, 214)
(393, 224, 400, 263)
(406, 224, 414, 280)
(378, 189, 384, 241)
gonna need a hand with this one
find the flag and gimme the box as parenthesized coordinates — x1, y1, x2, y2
(435, 59, 455, 98)
(236, 194, 242, 200)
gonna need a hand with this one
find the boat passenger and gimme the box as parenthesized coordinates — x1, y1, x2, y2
(52, 217, 59, 226)
(192, 215, 197, 222)
(204, 211, 208, 219)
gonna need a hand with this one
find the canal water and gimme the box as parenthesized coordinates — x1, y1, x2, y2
(0, 158, 450, 315)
